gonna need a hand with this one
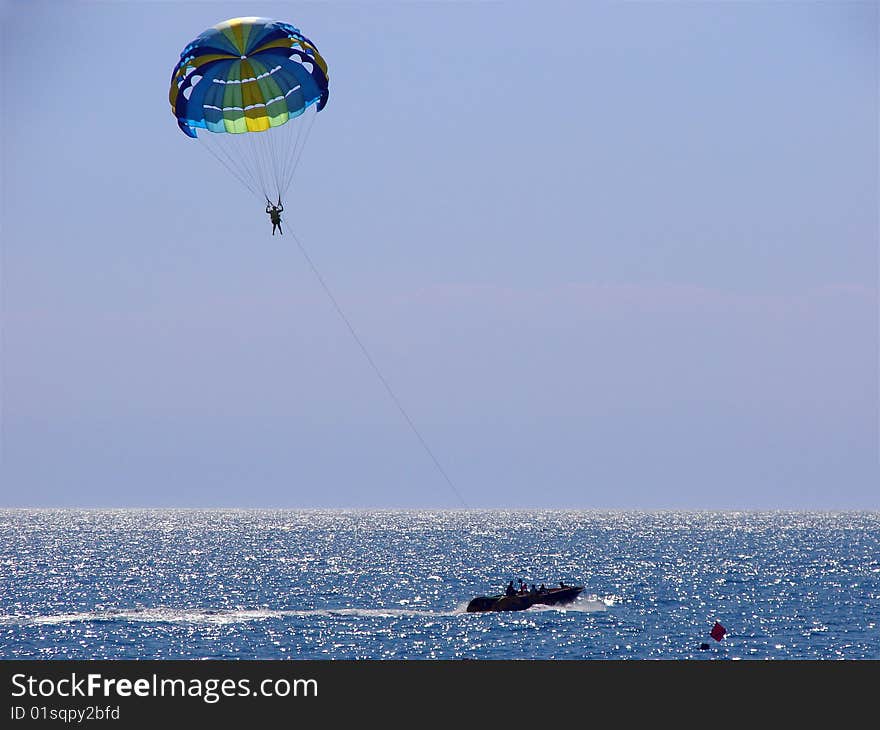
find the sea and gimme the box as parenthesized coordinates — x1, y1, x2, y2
(1, 510, 878, 660)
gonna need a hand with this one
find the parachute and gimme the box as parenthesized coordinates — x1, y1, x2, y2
(169, 17, 329, 204)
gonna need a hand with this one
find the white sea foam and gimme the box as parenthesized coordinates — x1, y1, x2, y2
(517, 595, 609, 613)
(3, 596, 610, 627)
(3, 606, 465, 626)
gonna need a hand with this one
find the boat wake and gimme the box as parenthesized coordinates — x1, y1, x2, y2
(0, 606, 458, 626)
(0, 596, 610, 627)
(531, 594, 609, 613)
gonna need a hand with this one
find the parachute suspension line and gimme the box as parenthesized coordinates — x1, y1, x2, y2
(275, 118, 297, 201)
(276, 119, 296, 200)
(206, 131, 265, 202)
(281, 109, 317, 201)
(269, 125, 285, 201)
(198, 136, 261, 199)
(290, 230, 469, 509)
(244, 132, 263, 199)
(267, 125, 286, 202)
(246, 129, 273, 203)
(193, 109, 318, 208)
(231, 136, 264, 199)
(277, 113, 302, 196)
(247, 135, 271, 198)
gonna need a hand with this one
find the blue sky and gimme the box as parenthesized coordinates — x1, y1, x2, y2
(1, 0, 877, 509)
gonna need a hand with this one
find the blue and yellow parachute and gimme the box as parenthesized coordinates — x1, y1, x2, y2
(169, 17, 329, 203)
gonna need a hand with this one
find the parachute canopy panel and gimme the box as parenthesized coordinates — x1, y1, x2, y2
(169, 16, 329, 139)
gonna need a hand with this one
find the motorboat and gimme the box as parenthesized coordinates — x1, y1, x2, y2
(466, 584, 584, 613)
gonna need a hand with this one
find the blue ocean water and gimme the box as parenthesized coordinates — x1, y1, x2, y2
(1, 510, 877, 660)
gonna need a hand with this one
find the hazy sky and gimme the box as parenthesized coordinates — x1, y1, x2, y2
(1, 0, 877, 509)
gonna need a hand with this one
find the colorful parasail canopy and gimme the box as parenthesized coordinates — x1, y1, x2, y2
(169, 17, 329, 203)
(170, 16, 328, 138)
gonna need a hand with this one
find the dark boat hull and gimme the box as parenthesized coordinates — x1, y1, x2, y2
(466, 586, 584, 613)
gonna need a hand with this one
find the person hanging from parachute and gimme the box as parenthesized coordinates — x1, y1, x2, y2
(169, 17, 329, 232)
(266, 197, 284, 235)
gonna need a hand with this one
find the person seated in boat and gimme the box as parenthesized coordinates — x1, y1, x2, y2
(539, 583, 546, 593)
(530, 584, 538, 594)
(505, 581, 516, 597)
(559, 581, 568, 589)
